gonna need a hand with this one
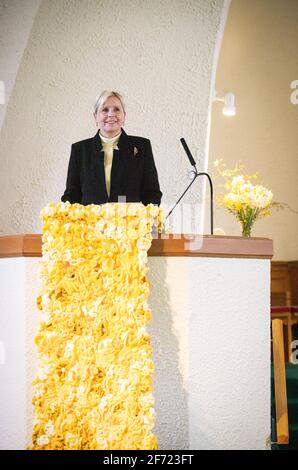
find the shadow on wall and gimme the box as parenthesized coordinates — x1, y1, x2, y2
(148, 258, 189, 450)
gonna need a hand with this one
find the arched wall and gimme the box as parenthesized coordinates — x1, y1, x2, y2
(0, 0, 229, 235)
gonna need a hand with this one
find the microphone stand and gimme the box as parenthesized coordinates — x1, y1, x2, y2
(165, 139, 214, 235)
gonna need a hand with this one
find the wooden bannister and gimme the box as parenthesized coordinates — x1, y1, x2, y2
(272, 319, 289, 445)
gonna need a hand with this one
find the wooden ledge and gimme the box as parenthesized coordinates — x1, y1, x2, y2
(0, 234, 273, 259)
(150, 234, 273, 258)
(0, 234, 42, 258)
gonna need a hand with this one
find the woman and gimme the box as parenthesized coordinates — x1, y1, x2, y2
(61, 91, 162, 206)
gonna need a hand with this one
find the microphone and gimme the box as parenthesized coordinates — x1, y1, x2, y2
(180, 138, 197, 168)
(165, 138, 214, 235)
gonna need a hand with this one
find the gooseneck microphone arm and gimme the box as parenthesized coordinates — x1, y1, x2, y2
(165, 138, 214, 235)
(197, 171, 214, 236)
(165, 175, 199, 221)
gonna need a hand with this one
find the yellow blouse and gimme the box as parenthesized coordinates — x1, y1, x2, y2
(99, 132, 121, 197)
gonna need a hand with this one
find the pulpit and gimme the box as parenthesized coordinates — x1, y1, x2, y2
(0, 233, 273, 450)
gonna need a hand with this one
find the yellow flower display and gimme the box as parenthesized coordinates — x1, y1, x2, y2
(30, 202, 163, 450)
(214, 159, 284, 237)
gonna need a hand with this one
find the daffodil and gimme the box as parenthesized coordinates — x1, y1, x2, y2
(214, 160, 284, 236)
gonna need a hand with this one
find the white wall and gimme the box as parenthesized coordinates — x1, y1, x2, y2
(209, 0, 298, 259)
(149, 256, 270, 450)
(0, 255, 270, 450)
(0, 0, 41, 132)
(0, 258, 26, 450)
(0, 0, 228, 235)
(0, 257, 40, 450)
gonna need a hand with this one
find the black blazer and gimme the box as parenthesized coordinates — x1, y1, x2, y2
(61, 129, 162, 206)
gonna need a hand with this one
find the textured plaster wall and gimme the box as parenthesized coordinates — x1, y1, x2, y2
(0, 257, 41, 450)
(0, 257, 27, 450)
(0, 257, 40, 450)
(149, 257, 270, 450)
(0, 0, 227, 235)
(0, 0, 41, 132)
(0, 255, 270, 449)
(25, 257, 41, 447)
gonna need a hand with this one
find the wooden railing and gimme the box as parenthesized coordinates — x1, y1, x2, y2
(272, 319, 289, 445)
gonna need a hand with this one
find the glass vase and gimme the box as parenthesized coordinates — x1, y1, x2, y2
(241, 220, 253, 237)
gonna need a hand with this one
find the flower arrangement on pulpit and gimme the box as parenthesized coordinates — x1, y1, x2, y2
(214, 159, 284, 237)
(30, 202, 164, 450)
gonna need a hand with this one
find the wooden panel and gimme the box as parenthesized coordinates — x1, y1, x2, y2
(288, 261, 298, 305)
(270, 263, 294, 362)
(271, 269, 291, 307)
(272, 319, 289, 445)
(271, 261, 298, 306)
(0, 233, 274, 259)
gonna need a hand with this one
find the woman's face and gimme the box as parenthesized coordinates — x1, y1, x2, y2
(94, 96, 126, 138)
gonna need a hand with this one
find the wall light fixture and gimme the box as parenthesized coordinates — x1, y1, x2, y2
(213, 90, 236, 116)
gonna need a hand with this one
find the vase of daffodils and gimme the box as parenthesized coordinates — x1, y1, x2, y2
(214, 160, 284, 237)
(223, 175, 273, 237)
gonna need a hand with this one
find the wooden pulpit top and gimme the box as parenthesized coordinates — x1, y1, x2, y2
(0, 234, 273, 259)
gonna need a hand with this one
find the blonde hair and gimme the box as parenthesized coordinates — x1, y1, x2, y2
(94, 90, 125, 114)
